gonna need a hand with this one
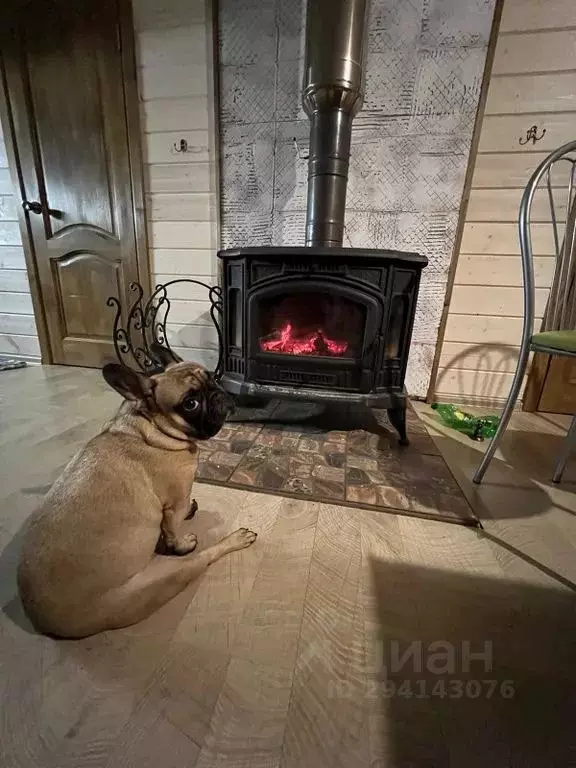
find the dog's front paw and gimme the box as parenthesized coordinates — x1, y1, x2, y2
(173, 532, 198, 555)
(223, 528, 257, 552)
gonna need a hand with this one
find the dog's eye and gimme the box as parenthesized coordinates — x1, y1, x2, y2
(182, 397, 199, 413)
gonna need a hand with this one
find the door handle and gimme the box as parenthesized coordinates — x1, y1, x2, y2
(22, 200, 44, 215)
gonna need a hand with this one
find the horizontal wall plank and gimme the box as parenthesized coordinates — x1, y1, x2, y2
(500, 0, 575, 33)
(454, 255, 555, 287)
(150, 248, 216, 276)
(154, 274, 215, 301)
(132, 0, 206, 32)
(0, 269, 31, 293)
(146, 192, 215, 221)
(138, 63, 208, 101)
(0, 313, 37, 336)
(477, 113, 576, 153)
(460, 222, 556, 255)
(145, 163, 212, 193)
(0, 222, 22, 246)
(466, 187, 567, 223)
(0, 169, 14, 195)
(444, 314, 525, 345)
(0, 333, 40, 357)
(492, 30, 576, 75)
(471, 152, 552, 188)
(136, 25, 207, 68)
(162, 299, 214, 326)
(149, 221, 214, 249)
(143, 131, 209, 164)
(485, 72, 576, 115)
(0, 292, 34, 315)
(439, 341, 521, 375)
(0, 246, 26, 269)
(0, 195, 18, 221)
(141, 96, 209, 133)
(434, 367, 519, 403)
(449, 284, 548, 317)
(165, 322, 218, 349)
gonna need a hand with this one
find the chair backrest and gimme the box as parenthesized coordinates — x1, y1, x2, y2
(519, 140, 576, 342)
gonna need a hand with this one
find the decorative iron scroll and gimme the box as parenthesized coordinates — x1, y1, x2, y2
(107, 279, 223, 376)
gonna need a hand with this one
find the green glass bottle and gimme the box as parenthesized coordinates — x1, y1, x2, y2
(431, 404, 500, 442)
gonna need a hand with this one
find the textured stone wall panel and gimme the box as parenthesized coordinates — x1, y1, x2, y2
(218, 0, 496, 396)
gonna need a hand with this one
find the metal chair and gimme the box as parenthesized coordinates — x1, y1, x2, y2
(473, 140, 576, 485)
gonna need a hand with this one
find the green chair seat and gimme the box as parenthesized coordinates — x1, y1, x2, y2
(531, 330, 576, 353)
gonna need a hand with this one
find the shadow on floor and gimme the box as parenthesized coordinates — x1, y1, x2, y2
(368, 558, 576, 767)
(423, 426, 575, 521)
(0, 523, 35, 633)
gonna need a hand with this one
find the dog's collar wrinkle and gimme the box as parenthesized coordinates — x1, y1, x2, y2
(148, 416, 192, 447)
(139, 410, 194, 451)
(111, 405, 195, 452)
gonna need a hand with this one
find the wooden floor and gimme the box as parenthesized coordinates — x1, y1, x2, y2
(1, 366, 575, 767)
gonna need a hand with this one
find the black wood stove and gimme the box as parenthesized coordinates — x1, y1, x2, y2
(218, 245, 426, 443)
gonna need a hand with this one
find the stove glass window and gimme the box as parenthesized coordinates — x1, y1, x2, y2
(257, 291, 365, 358)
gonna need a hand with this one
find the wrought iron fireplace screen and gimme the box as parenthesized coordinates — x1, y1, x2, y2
(108, 280, 223, 375)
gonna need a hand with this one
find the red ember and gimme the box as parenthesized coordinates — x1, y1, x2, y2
(260, 321, 348, 356)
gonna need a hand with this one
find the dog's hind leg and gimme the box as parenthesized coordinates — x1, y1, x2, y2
(91, 528, 257, 634)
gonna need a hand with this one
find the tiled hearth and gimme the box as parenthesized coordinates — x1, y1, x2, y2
(196, 402, 476, 526)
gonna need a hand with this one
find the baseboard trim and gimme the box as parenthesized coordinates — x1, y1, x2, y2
(432, 393, 521, 410)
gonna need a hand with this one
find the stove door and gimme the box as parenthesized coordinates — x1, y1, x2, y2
(247, 278, 383, 392)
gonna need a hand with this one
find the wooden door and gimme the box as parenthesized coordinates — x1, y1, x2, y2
(0, 0, 148, 367)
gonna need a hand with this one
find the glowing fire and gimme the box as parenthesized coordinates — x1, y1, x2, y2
(260, 322, 348, 356)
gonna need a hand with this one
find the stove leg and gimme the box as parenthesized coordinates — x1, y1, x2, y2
(387, 403, 409, 446)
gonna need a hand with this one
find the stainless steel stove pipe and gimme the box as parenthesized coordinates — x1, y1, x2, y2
(302, 0, 368, 247)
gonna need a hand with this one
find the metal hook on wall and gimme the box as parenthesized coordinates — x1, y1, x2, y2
(173, 139, 188, 153)
(519, 126, 546, 146)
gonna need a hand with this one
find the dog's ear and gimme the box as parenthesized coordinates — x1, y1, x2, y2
(102, 364, 155, 402)
(150, 342, 182, 370)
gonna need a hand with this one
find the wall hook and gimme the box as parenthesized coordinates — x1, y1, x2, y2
(173, 139, 188, 153)
(519, 126, 546, 146)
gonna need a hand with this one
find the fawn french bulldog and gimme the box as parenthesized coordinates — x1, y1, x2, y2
(18, 346, 256, 638)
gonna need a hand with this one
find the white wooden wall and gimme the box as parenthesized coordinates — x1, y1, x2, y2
(0, 122, 40, 361)
(0, 0, 220, 368)
(133, 0, 219, 368)
(434, 0, 576, 405)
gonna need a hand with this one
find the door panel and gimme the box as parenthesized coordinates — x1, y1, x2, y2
(1, 0, 147, 367)
(54, 252, 124, 337)
(26, 6, 116, 239)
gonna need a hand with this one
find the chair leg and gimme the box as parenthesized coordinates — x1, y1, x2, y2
(472, 344, 532, 485)
(552, 414, 576, 484)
